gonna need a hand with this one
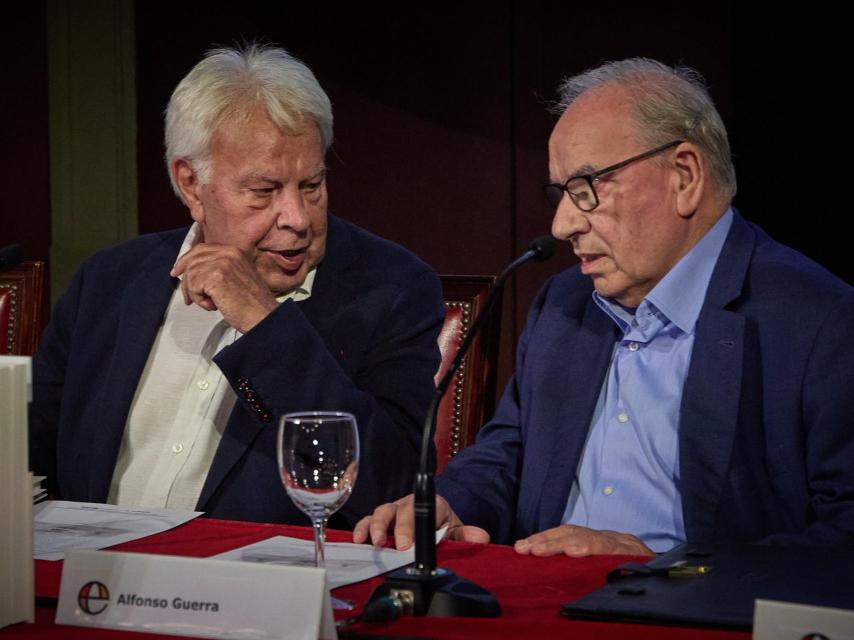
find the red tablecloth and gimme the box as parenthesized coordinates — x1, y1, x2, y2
(3, 517, 750, 639)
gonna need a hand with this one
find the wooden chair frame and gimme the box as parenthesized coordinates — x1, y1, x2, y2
(0, 260, 48, 356)
(435, 274, 501, 473)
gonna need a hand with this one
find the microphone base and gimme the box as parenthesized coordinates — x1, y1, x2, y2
(366, 566, 501, 618)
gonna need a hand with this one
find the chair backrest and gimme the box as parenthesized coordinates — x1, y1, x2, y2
(0, 260, 48, 356)
(435, 275, 501, 474)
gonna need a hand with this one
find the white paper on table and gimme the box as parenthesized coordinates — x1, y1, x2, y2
(33, 500, 202, 561)
(213, 527, 449, 590)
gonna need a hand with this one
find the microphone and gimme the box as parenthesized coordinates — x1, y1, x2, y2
(0, 244, 24, 272)
(366, 235, 557, 618)
(527, 235, 557, 262)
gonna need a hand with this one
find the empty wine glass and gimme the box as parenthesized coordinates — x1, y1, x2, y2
(277, 411, 359, 568)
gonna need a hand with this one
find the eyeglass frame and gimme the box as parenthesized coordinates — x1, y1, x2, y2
(543, 140, 684, 213)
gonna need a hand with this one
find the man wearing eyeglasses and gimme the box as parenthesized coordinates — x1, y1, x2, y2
(355, 58, 854, 555)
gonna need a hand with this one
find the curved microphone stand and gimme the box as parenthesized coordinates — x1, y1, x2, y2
(365, 236, 556, 618)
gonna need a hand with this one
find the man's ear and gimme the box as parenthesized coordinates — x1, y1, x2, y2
(172, 158, 206, 223)
(671, 143, 705, 218)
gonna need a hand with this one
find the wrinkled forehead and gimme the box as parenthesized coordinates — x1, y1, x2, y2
(202, 110, 326, 184)
(548, 85, 641, 178)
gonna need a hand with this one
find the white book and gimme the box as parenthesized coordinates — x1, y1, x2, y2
(0, 356, 34, 629)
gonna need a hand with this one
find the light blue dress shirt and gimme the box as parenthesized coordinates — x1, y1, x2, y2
(562, 209, 734, 552)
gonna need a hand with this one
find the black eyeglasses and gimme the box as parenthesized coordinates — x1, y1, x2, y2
(543, 140, 683, 212)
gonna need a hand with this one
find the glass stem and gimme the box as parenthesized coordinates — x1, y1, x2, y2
(313, 517, 327, 568)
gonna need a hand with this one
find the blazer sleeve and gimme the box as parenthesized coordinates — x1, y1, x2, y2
(434, 279, 554, 544)
(213, 268, 445, 527)
(434, 373, 525, 543)
(765, 290, 854, 546)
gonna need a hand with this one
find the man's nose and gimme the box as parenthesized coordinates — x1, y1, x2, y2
(274, 189, 310, 234)
(551, 195, 590, 241)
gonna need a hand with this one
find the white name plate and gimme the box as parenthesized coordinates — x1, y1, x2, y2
(754, 598, 854, 640)
(57, 550, 336, 639)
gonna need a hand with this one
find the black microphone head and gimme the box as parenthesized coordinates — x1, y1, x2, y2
(528, 235, 557, 262)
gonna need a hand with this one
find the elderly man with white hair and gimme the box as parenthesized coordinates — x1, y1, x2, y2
(30, 45, 445, 527)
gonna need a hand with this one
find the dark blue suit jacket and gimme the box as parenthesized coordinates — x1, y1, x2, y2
(437, 213, 854, 547)
(30, 214, 445, 527)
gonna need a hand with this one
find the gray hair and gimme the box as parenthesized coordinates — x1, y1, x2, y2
(555, 58, 736, 200)
(164, 44, 333, 197)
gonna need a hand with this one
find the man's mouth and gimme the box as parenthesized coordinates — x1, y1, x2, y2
(266, 247, 308, 273)
(577, 253, 606, 274)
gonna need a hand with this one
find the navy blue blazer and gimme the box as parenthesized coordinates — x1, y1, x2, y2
(30, 214, 445, 527)
(437, 213, 854, 547)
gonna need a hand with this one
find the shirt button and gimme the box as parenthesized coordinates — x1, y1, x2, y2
(628, 342, 639, 352)
(172, 443, 184, 454)
(617, 413, 630, 423)
(603, 486, 615, 496)
(197, 379, 210, 390)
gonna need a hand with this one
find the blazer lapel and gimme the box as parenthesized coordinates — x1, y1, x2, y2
(533, 298, 620, 532)
(87, 235, 181, 500)
(679, 213, 755, 542)
(297, 214, 358, 328)
(196, 406, 266, 510)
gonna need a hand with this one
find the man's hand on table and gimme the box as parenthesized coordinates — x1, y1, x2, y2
(354, 495, 654, 558)
(514, 524, 654, 557)
(353, 494, 490, 550)
(171, 243, 279, 334)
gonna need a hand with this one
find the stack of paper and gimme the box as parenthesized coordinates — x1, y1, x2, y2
(32, 476, 47, 504)
(0, 355, 34, 629)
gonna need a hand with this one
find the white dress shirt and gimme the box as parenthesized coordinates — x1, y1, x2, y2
(107, 224, 315, 510)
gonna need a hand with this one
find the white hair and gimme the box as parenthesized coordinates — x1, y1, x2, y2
(164, 44, 333, 197)
(555, 58, 736, 201)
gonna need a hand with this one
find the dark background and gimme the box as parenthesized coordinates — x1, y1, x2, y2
(3, 2, 847, 388)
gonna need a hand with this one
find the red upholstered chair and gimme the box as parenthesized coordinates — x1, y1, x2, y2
(434, 275, 501, 474)
(0, 261, 48, 356)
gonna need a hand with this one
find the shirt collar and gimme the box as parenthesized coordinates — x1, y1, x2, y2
(594, 208, 734, 335)
(174, 222, 315, 303)
(593, 295, 635, 334)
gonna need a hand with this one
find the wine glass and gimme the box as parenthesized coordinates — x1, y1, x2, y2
(277, 411, 359, 568)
